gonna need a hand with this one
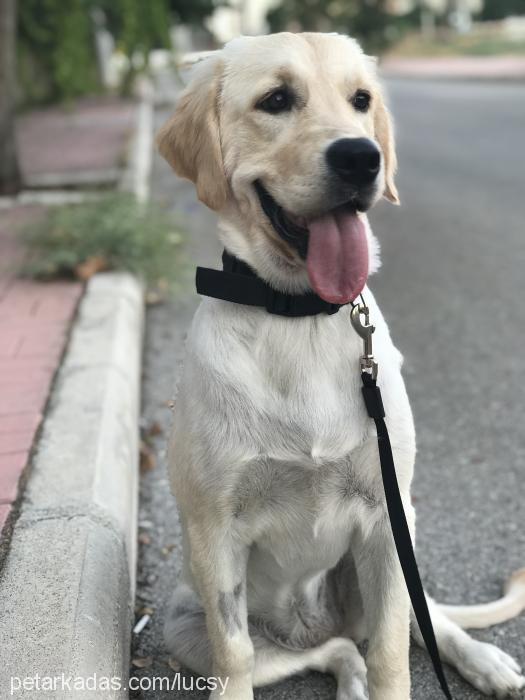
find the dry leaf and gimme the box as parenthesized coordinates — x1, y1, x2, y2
(75, 255, 108, 281)
(168, 658, 181, 672)
(132, 656, 153, 668)
(161, 543, 176, 556)
(138, 606, 154, 616)
(145, 290, 163, 306)
(140, 441, 156, 472)
(147, 421, 163, 437)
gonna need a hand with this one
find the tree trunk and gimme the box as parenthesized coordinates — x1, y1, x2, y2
(0, 0, 21, 195)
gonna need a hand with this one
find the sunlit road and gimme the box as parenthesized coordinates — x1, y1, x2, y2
(132, 79, 525, 699)
(370, 78, 525, 697)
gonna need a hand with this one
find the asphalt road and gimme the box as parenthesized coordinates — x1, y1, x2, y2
(131, 79, 525, 699)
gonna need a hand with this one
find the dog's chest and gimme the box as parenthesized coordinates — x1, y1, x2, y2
(183, 297, 409, 495)
(231, 457, 368, 582)
(243, 312, 371, 460)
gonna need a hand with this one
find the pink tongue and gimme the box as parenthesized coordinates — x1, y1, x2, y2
(306, 209, 368, 304)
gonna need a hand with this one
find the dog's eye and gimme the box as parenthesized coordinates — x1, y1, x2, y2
(351, 90, 371, 113)
(257, 88, 293, 114)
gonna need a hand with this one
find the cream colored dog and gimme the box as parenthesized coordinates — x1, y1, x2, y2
(157, 33, 525, 700)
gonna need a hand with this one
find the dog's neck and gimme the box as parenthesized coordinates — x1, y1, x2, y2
(216, 213, 382, 298)
(206, 249, 349, 317)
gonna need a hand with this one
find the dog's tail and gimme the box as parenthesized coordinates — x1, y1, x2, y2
(438, 568, 525, 629)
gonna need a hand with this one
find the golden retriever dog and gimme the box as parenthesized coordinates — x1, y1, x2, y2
(157, 33, 525, 699)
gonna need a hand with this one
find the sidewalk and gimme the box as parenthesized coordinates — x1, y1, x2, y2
(0, 93, 147, 544)
(15, 96, 136, 189)
(0, 206, 82, 542)
(381, 55, 525, 80)
(0, 92, 147, 697)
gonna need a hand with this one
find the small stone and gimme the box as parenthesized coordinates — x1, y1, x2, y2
(132, 656, 153, 668)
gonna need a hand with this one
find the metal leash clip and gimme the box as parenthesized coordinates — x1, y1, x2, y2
(350, 297, 378, 380)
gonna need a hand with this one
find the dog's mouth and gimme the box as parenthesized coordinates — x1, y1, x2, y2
(254, 180, 370, 305)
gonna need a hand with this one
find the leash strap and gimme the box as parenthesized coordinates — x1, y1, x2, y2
(361, 371, 453, 699)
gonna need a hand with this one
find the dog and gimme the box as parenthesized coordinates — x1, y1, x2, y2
(157, 33, 525, 699)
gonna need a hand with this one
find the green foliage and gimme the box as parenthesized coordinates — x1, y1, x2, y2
(267, 0, 414, 53)
(101, 0, 171, 63)
(168, 0, 220, 24)
(17, 0, 176, 104)
(23, 193, 187, 291)
(479, 0, 525, 21)
(104, 0, 172, 95)
(391, 23, 525, 58)
(18, 0, 100, 103)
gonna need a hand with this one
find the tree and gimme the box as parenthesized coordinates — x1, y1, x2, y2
(169, 0, 219, 24)
(0, 0, 21, 195)
(267, 0, 411, 53)
(18, 0, 105, 103)
(18, 0, 176, 102)
(480, 0, 525, 20)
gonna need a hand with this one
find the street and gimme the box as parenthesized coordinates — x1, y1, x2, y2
(131, 79, 525, 699)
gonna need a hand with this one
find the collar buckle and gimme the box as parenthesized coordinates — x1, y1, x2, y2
(265, 287, 295, 316)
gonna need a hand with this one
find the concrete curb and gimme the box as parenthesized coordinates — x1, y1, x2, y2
(120, 79, 154, 204)
(0, 273, 144, 699)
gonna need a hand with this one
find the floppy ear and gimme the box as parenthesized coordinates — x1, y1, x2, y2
(374, 92, 399, 205)
(156, 57, 228, 211)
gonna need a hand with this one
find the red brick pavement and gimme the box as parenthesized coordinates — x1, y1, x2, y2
(0, 206, 83, 536)
(15, 96, 135, 185)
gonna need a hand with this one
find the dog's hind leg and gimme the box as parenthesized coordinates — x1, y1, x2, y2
(411, 594, 525, 698)
(252, 636, 368, 700)
(165, 585, 369, 700)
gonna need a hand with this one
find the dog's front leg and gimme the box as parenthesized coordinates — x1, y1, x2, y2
(354, 509, 413, 700)
(186, 516, 254, 700)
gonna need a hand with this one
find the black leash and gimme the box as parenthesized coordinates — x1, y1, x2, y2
(197, 252, 453, 698)
(351, 301, 453, 700)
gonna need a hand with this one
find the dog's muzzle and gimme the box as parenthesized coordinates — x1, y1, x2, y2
(326, 137, 380, 189)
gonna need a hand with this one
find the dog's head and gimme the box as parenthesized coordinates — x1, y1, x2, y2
(158, 33, 398, 303)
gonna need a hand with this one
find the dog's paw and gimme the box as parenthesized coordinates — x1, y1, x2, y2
(210, 673, 254, 700)
(210, 686, 253, 700)
(325, 637, 369, 700)
(337, 676, 369, 700)
(457, 639, 524, 698)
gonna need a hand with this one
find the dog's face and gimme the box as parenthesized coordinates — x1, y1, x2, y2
(158, 33, 398, 303)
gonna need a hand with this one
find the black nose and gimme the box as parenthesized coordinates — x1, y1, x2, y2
(326, 138, 381, 187)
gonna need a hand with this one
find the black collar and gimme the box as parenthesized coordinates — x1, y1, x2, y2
(195, 250, 348, 317)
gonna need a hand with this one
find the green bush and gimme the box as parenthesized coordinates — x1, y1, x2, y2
(22, 193, 187, 292)
(18, 0, 101, 103)
(17, 0, 173, 104)
(267, 0, 417, 54)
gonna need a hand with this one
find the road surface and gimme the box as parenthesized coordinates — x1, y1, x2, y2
(131, 79, 525, 699)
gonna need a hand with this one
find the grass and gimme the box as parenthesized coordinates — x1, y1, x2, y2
(388, 29, 525, 58)
(22, 192, 187, 295)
